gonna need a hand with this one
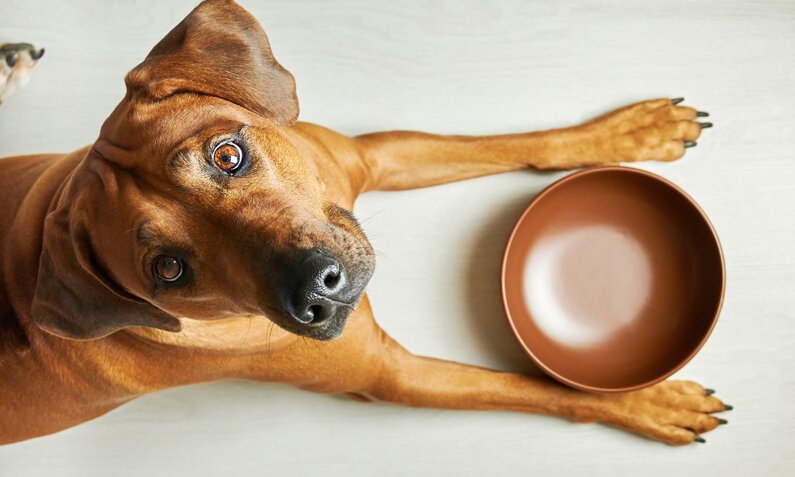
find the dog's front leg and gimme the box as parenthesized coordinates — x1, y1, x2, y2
(355, 339, 729, 445)
(354, 98, 708, 191)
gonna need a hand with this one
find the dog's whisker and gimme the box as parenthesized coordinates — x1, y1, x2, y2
(241, 315, 253, 346)
(358, 208, 388, 225)
(265, 320, 275, 355)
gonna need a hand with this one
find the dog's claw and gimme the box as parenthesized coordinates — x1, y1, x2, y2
(672, 97, 685, 105)
(699, 122, 713, 129)
(694, 436, 706, 443)
(705, 388, 715, 395)
(696, 111, 709, 117)
(717, 418, 728, 425)
(684, 141, 697, 148)
(724, 404, 734, 411)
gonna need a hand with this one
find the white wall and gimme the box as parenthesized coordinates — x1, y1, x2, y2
(1, 0, 793, 475)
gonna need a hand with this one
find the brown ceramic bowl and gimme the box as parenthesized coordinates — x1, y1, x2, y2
(501, 166, 724, 393)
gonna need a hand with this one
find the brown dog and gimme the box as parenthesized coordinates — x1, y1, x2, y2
(0, 0, 727, 446)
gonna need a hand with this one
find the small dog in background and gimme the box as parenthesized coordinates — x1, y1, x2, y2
(0, 43, 44, 105)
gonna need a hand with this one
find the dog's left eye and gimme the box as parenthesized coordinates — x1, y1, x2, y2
(5, 53, 18, 68)
(212, 141, 243, 174)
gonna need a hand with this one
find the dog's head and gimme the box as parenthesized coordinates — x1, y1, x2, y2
(31, 0, 375, 341)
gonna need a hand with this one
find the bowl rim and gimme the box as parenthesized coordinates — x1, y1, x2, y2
(500, 165, 726, 393)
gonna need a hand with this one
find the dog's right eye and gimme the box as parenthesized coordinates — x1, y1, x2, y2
(212, 141, 244, 174)
(5, 53, 18, 68)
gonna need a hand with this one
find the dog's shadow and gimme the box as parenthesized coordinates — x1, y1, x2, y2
(459, 173, 557, 376)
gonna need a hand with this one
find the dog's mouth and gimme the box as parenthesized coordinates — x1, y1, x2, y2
(274, 299, 358, 341)
(272, 279, 371, 341)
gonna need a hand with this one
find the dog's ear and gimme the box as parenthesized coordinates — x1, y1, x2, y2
(125, 0, 298, 124)
(31, 207, 181, 340)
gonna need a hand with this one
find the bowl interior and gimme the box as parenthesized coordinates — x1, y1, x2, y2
(502, 167, 724, 392)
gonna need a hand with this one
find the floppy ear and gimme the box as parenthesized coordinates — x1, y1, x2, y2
(124, 0, 298, 125)
(31, 209, 181, 340)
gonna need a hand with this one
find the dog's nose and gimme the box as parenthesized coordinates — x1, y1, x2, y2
(287, 250, 347, 324)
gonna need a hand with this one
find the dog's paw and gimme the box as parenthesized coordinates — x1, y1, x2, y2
(594, 380, 731, 445)
(578, 98, 711, 165)
(0, 43, 45, 104)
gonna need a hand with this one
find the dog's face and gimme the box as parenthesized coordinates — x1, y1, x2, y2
(30, 0, 374, 341)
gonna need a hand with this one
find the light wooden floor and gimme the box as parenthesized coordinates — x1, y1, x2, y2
(1, 0, 793, 475)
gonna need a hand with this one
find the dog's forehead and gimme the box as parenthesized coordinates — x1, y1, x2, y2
(93, 123, 295, 228)
(134, 205, 193, 246)
(96, 95, 280, 170)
